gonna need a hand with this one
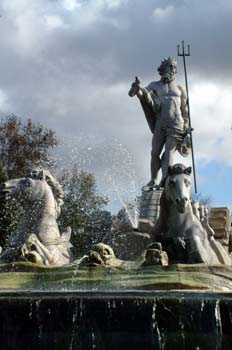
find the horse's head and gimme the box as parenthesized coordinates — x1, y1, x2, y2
(165, 164, 192, 214)
(128, 76, 141, 97)
(0, 170, 50, 205)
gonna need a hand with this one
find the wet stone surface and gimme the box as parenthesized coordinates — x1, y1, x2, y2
(0, 291, 232, 350)
(1, 263, 232, 349)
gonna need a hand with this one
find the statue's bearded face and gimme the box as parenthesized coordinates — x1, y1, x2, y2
(160, 62, 177, 83)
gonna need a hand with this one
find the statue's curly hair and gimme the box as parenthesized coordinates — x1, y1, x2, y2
(158, 57, 177, 76)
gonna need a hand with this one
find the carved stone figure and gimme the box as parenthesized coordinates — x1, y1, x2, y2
(79, 242, 169, 269)
(142, 242, 168, 267)
(129, 57, 191, 188)
(0, 170, 73, 266)
(79, 243, 124, 267)
(152, 164, 231, 265)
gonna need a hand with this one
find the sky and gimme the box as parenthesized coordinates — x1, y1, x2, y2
(0, 0, 232, 212)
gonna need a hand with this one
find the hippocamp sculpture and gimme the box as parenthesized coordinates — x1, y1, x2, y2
(0, 170, 72, 266)
(152, 164, 231, 265)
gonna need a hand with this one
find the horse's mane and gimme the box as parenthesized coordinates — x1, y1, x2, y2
(168, 163, 190, 176)
(30, 170, 64, 217)
(43, 171, 64, 217)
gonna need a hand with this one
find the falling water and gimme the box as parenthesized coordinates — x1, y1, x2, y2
(28, 300, 33, 319)
(69, 299, 79, 350)
(35, 299, 42, 348)
(91, 328, 96, 350)
(1, 293, 232, 349)
(215, 299, 222, 332)
(215, 299, 222, 350)
(53, 135, 142, 216)
(200, 299, 205, 312)
(152, 299, 163, 349)
(178, 297, 186, 348)
(107, 173, 139, 228)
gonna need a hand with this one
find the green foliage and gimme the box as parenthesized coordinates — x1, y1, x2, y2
(0, 163, 20, 249)
(0, 163, 8, 248)
(0, 115, 57, 179)
(58, 167, 108, 256)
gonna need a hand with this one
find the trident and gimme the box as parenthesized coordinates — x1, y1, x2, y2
(177, 40, 197, 193)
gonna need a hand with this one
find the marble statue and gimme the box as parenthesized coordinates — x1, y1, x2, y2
(0, 169, 73, 266)
(151, 163, 231, 265)
(129, 57, 191, 188)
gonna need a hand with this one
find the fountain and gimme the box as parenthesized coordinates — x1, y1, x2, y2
(1, 55, 232, 350)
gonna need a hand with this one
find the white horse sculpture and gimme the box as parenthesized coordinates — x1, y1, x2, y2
(152, 164, 231, 265)
(0, 170, 72, 266)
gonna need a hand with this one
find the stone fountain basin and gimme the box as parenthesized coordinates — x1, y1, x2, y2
(1, 263, 232, 349)
(0, 262, 232, 291)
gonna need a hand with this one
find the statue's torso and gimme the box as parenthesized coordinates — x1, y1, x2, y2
(147, 80, 184, 133)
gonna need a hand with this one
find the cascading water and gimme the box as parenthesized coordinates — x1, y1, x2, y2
(106, 173, 139, 228)
(54, 135, 142, 220)
(1, 292, 232, 350)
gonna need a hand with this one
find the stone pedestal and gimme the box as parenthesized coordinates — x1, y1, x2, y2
(139, 189, 163, 224)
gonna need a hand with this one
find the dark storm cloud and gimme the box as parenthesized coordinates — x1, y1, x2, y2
(35, 0, 232, 83)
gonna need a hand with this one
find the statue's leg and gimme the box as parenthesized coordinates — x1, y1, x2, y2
(160, 136, 176, 186)
(186, 226, 220, 264)
(186, 234, 210, 264)
(149, 129, 165, 186)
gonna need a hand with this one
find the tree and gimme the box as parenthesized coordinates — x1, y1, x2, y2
(0, 162, 19, 249)
(0, 163, 8, 248)
(0, 162, 7, 183)
(191, 192, 212, 206)
(0, 115, 57, 179)
(58, 168, 109, 256)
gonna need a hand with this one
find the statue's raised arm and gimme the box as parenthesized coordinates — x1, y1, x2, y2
(129, 76, 160, 134)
